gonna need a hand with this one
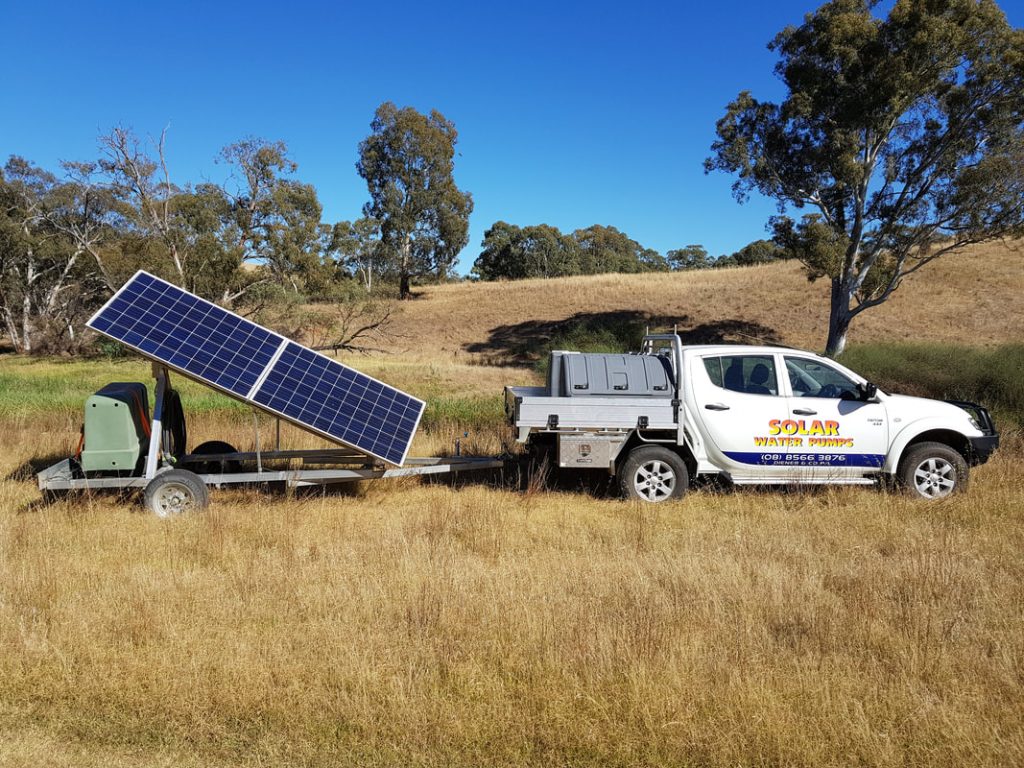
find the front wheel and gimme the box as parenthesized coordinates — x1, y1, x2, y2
(618, 446, 689, 503)
(143, 469, 209, 516)
(897, 442, 968, 499)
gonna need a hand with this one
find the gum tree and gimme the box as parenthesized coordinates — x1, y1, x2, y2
(706, 0, 1024, 356)
(357, 103, 473, 299)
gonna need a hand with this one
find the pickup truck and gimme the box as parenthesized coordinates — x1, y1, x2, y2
(505, 335, 999, 502)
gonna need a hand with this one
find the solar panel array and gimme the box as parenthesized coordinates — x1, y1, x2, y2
(87, 271, 424, 465)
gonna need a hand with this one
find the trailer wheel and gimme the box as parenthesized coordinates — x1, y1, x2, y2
(144, 469, 209, 517)
(897, 442, 968, 499)
(619, 446, 688, 503)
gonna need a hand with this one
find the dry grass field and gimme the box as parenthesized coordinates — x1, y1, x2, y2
(1, 241, 1023, 766)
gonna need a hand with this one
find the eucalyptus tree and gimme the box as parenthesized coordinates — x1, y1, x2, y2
(473, 221, 580, 280)
(357, 103, 473, 298)
(0, 157, 106, 352)
(667, 244, 710, 270)
(219, 138, 332, 297)
(573, 225, 667, 274)
(706, 0, 1024, 356)
(331, 217, 382, 291)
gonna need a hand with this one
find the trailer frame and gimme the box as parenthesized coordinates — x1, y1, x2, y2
(37, 364, 506, 504)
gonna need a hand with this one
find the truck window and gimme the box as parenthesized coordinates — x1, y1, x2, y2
(703, 355, 779, 396)
(785, 357, 859, 398)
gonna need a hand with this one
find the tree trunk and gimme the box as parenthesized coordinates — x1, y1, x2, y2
(21, 291, 32, 354)
(824, 278, 852, 358)
(399, 236, 412, 299)
(3, 307, 21, 352)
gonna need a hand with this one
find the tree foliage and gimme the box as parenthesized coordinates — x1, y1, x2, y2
(0, 158, 109, 353)
(667, 244, 711, 270)
(473, 222, 579, 280)
(220, 139, 332, 298)
(331, 217, 382, 292)
(357, 103, 473, 298)
(573, 225, 669, 274)
(706, 0, 1024, 356)
(733, 238, 784, 265)
(472, 222, 671, 280)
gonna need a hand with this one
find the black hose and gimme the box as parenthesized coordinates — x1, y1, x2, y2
(162, 388, 187, 460)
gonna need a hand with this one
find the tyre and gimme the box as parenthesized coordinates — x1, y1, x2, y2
(188, 440, 241, 475)
(897, 441, 968, 499)
(143, 469, 209, 516)
(618, 446, 689, 503)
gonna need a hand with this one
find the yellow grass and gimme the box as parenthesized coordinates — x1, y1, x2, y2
(1, 433, 1023, 767)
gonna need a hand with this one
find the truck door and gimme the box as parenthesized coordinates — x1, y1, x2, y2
(782, 355, 888, 477)
(692, 353, 793, 479)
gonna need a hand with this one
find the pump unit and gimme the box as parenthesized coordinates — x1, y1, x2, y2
(79, 382, 150, 473)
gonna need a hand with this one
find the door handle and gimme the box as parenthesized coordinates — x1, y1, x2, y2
(792, 408, 817, 415)
(705, 403, 730, 411)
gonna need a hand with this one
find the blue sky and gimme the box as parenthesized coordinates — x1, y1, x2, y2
(3, 0, 1021, 273)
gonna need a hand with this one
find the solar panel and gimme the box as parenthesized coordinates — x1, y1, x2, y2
(252, 343, 422, 466)
(87, 271, 425, 465)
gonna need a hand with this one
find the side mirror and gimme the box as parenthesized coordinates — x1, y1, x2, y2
(858, 382, 878, 401)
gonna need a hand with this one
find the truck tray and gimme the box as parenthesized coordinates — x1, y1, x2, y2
(505, 386, 676, 432)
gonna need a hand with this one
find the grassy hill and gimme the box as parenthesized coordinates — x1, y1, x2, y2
(385, 239, 1024, 365)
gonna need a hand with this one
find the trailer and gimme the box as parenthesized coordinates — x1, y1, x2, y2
(37, 272, 504, 515)
(37, 365, 504, 515)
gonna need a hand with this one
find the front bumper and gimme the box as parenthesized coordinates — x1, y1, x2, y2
(947, 400, 999, 466)
(968, 434, 999, 465)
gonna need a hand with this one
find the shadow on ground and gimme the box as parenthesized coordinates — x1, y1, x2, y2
(5, 453, 70, 483)
(465, 312, 782, 366)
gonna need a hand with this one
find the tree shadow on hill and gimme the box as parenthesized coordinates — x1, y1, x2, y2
(678, 319, 781, 346)
(465, 312, 781, 366)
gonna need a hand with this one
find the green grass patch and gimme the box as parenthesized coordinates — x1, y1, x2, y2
(0, 355, 507, 435)
(841, 343, 1024, 431)
(0, 356, 247, 418)
(422, 395, 505, 432)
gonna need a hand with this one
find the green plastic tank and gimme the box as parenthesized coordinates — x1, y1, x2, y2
(80, 382, 150, 474)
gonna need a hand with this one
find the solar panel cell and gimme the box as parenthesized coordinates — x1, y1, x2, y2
(87, 271, 424, 465)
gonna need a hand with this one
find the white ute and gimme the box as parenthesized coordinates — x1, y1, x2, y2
(505, 334, 999, 502)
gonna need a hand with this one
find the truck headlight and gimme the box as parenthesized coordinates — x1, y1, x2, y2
(967, 415, 982, 431)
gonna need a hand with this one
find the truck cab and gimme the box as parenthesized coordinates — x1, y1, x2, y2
(505, 335, 998, 502)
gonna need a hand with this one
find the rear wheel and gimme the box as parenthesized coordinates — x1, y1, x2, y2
(618, 446, 689, 503)
(898, 442, 968, 499)
(144, 469, 209, 516)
